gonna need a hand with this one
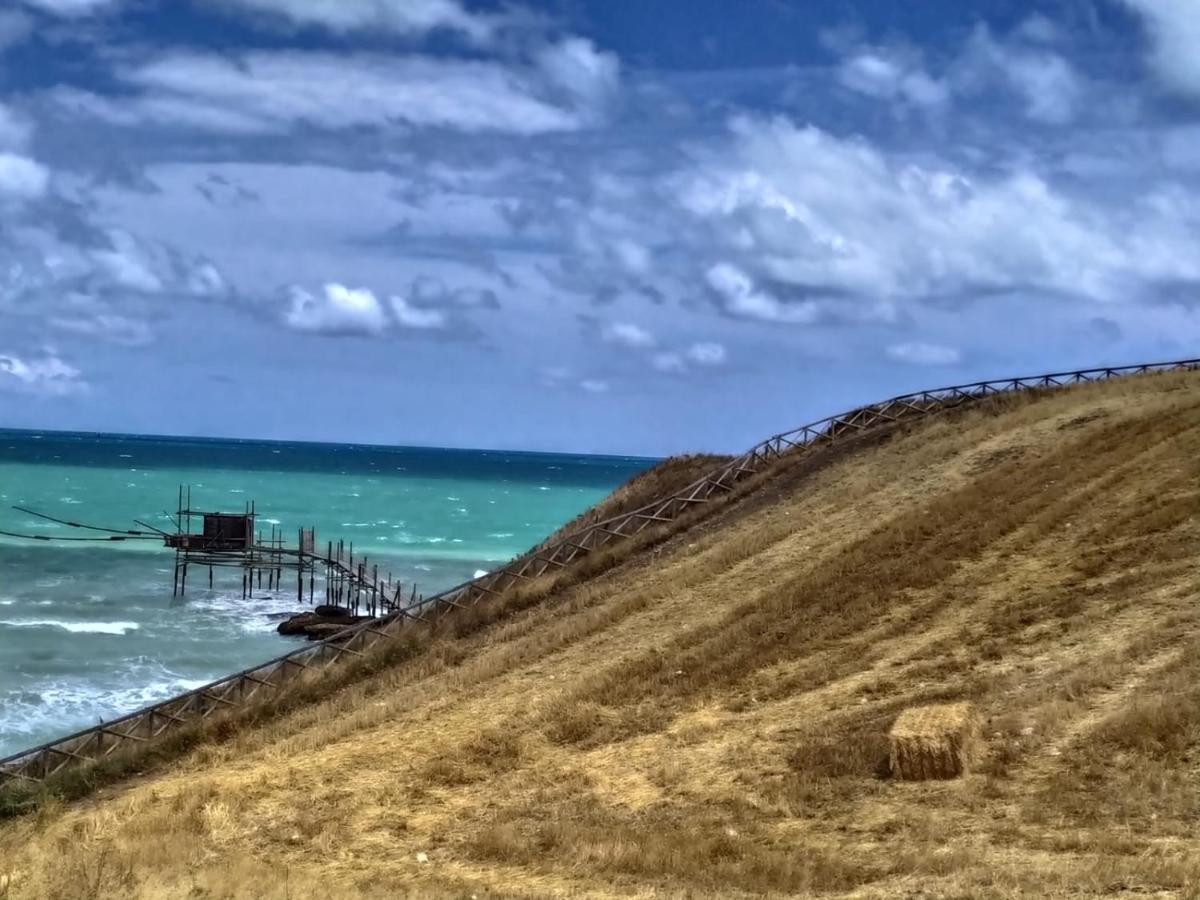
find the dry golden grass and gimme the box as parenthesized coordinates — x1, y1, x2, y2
(533, 453, 731, 553)
(1, 370, 1198, 899)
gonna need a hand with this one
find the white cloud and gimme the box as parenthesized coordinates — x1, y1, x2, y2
(838, 26, 1081, 124)
(1003, 53, 1079, 124)
(49, 314, 154, 347)
(536, 38, 620, 120)
(20, 0, 116, 16)
(580, 378, 609, 393)
(704, 262, 820, 324)
(602, 321, 655, 348)
(610, 239, 651, 275)
(839, 52, 900, 95)
(0, 104, 32, 151)
(679, 117, 1200, 310)
(74, 230, 229, 299)
(409, 277, 499, 310)
(886, 342, 962, 366)
(686, 342, 727, 366)
(285, 283, 388, 336)
(650, 343, 727, 374)
(218, 0, 496, 42)
(998, 54, 1079, 124)
(0, 351, 87, 396)
(0, 152, 49, 200)
(390, 296, 447, 329)
(284, 284, 453, 334)
(65, 43, 620, 137)
(651, 352, 686, 373)
(839, 50, 949, 108)
(961, 27, 1082, 124)
(185, 262, 228, 298)
(91, 232, 164, 293)
(49, 86, 267, 135)
(1122, 0, 1200, 97)
(1016, 14, 1059, 44)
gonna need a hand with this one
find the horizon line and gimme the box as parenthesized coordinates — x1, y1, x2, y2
(0, 424, 663, 463)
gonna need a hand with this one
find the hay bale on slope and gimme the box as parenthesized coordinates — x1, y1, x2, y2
(889, 702, 983, 780)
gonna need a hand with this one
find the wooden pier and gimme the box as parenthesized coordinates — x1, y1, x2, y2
(166, 488, 421, 619)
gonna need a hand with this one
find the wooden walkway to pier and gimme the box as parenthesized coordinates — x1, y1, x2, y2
(2, 357, 1197, 787)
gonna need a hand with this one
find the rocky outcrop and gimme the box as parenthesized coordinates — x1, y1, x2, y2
(276, 610, 373, 640)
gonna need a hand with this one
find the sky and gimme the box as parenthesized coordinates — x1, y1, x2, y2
(0, 0, 1197, 456)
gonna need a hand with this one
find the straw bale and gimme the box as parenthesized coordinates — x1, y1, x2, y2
(889, 702, 983, 780)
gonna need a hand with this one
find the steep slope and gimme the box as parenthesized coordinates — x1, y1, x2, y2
(1, 370, 1197, 899)
(532, 453, 731, 552)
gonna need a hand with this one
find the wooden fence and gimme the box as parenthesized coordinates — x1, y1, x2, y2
(2, 357, 1197, 786)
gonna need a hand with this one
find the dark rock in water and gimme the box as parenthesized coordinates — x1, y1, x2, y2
(277, 611, 373, 639)
(277, 612, 321, 636)
(314, 605, 352, 618)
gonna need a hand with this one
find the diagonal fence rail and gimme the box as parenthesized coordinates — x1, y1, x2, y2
(2, 357, 1197, 787)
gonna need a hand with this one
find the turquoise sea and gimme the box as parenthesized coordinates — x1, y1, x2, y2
(0, 430, 652, 758)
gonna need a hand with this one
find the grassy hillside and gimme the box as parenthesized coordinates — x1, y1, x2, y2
(1, 371, 1197, 899)
(533, 452, 731, 553)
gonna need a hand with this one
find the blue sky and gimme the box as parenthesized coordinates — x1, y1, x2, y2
(0, 0, 1196, 455)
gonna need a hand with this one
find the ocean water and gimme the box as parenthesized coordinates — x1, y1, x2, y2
(0, 430, 652, 758)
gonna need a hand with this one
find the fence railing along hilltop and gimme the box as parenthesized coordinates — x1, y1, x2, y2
(2, 357, 1197, 786)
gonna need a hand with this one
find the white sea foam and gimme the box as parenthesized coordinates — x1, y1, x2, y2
(0, 619, 140, 635)
(0, 669, 213, 754)
(473, 569, 489, 579)
(185, 590, 304, 634)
